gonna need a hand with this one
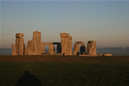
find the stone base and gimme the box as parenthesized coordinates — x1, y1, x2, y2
(79, 54, 98, 56)
(98, 54, 103, 56)
(104, 54, 112, 56)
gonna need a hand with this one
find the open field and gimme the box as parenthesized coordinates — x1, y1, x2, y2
(0, 56, 129, 86)
(0, 55, 129, 63)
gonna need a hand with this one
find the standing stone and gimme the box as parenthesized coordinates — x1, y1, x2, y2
(23, 44, 27, 55)
(12, 33, 24, 55)
(65, 37, 69, 55)
(60, 33, 69, 55)
(16, 38, 19, 55)
(49, 44, 54, 55)
(73, 43, 79, 55)
(24, 48, 28, 55)
(33, 31, 41, 55)
(41, 43, 45, 54)
(69, 36, 72, 55)
(12, 44, 17, 55)
(27, 40, 34, 55)
(87, 41, 97, 55)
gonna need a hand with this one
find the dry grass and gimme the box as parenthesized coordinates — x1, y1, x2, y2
(0, 55, 129, 63)
(0, 55, 129, 86)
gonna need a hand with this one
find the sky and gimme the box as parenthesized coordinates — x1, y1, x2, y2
(0, 0, 129, 48)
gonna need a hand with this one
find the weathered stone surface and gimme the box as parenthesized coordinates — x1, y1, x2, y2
(16, 33, 24, 38)
(87, 41, 97, 55)
(60, 33, 70, 55)
(27, 40, 33, 55)
(104, 53, 112, 56)
(69, 36, 72, 55)
(24, 48, 28, 55)
(61, 37, 65, 55)
(65, 37, 69, 55)
(18, 37, 24, 55)
(49, 44, 54, 55)
(12, 44, 16, 50)
(60, 33, 69, 38)
(33, 31, 41, 55)
(12, 44, 17, 55)
(41, 43, 45, 54)
(12, 33, 24, 55)
(73, 43, 79, 55)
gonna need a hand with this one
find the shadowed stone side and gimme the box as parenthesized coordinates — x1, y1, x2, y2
(57, 43, 61, 53)
(80, 42, 86, 55)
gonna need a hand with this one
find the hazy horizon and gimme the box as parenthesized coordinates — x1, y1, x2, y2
(0, 48, 129, 56)
(0, 0, 129, 48)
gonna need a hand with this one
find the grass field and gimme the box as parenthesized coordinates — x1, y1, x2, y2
(0, 56, 129, 86)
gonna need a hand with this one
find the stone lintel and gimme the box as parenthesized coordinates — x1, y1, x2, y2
(69, 36, 72, 40)
(88, 41, 96, 43)
(33, 31, 41, 35)
(76, 41, 83, 44)
(42, 42, 53, 45)
(53, 42, 61, 45)
(16, 33, 24, 38)
(60, 33, 69, 38)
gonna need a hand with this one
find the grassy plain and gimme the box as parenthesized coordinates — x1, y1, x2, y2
(0, 56, 129, 86)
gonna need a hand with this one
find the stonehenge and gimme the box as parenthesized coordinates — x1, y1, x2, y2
(12, 31, 112, 56)
(12, 31, 69, 55)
